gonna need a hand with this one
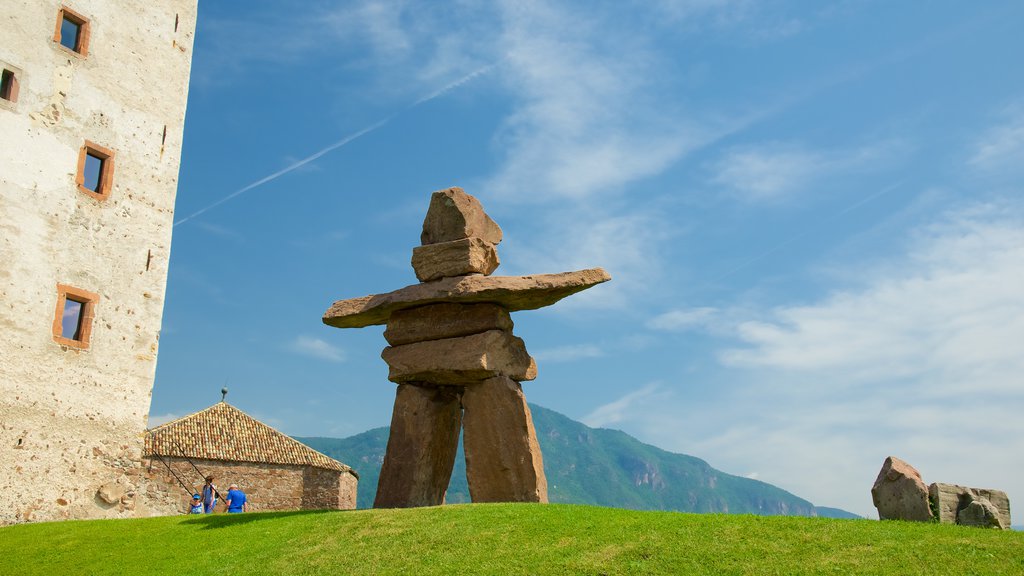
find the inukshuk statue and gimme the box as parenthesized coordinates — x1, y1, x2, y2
(322, 187, 610, 508)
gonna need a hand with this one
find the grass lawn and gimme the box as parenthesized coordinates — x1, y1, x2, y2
(1, 504, 1021, 575)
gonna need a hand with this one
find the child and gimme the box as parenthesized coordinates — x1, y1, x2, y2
(189, 494, 203, 514)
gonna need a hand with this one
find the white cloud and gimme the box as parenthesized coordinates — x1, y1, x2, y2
(289, 336, 346, 363)
(647, 307, 719, 332)
(711, 145, 824, 202)
(481, 1, 700, 203)
(501, 207, 678, 310)
(710, 140, 906, 203)
(583, 382, 667, 428)
(721, 203, 1024, 392)
(969, 104, 1024, 175)
(532, 344, 603, 363)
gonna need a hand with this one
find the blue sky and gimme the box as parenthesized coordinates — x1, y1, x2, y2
(152, 0, 1024, 518)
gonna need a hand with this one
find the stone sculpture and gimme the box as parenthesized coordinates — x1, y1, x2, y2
(871, 456, 1012, 529)
(322, 187, 610, 508)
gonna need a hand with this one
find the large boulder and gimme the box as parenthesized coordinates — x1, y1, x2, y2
(871, 456, 933, 521)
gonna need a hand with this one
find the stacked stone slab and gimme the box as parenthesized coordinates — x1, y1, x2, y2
(323, 187, 610, 508)
(871, 456, 1012, 529)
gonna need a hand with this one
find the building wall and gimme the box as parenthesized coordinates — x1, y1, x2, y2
(0, 0, 197, 524)
(139, 458, 358, 515)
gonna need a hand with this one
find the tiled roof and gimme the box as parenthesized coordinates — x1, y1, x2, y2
(145, 402, 355, 476)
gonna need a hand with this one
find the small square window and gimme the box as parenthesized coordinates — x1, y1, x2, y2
(76, 140, 115, 200)
(0, 69, 18, 103)
(61, 298, 85, 340)
(54, 7, 90, 57)
(52, 284, 99, 350)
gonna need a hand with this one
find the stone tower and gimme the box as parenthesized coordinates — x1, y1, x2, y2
(0, 1, 197, 524)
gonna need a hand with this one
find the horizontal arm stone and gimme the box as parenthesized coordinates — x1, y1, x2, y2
(323, 268, 611, 328)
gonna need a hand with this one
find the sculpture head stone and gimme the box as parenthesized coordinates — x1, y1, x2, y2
(420, 187, 503, 246)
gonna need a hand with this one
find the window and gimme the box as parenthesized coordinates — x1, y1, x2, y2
(53, 7, 90, 56)
(52, 284, 99, 349)
(76, 141, 115, 200)
(0, 68, 18, 103)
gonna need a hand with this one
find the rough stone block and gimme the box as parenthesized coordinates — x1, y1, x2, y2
(384, 303, 513, 346)
(420, 187, 503, 245)
(975, 488, 1011, 529)
(412, 237, 500, 282)
(381, 330, 537, 385)
(871, 456, 932, 521)
(930, 482, 967, 524)
(374, 384, 462, 508)
(462, 375, 548, 503)
(930, 483, 1011, 529)
(958, 498, 1004, 529)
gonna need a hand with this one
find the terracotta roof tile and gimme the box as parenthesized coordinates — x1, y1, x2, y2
(145, 402, 354, 475)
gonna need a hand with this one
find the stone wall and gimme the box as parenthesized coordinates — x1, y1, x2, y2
(0, 0, 196, 524)
(139, 458, 357, 515)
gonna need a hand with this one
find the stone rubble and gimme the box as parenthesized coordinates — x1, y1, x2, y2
(323, 187, 609, 508)
(872, 456, 1012, 529)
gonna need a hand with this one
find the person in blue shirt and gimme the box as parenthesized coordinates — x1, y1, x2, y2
(189, 494, 203, 514)
(224, 483, 248, 513)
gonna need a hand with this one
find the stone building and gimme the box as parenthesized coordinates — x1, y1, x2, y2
(141, 402, 358, 514)
(0, 1, 197, 524)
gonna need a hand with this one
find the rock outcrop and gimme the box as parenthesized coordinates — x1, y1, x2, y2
(323, 187, 609, 508)
(871, 457, 1012, 529)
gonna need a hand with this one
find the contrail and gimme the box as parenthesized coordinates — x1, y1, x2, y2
(411, 61, 500, 107)
(174, 62, 499, 227)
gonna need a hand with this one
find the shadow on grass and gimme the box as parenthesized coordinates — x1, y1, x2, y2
(182, 509, 342, 529)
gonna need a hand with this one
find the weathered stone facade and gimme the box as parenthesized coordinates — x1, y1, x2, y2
(0, 1, 196, 524)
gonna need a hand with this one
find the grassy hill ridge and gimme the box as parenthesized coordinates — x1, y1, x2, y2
(300, 403, 853, 517)
(2, 504, 1020, 575)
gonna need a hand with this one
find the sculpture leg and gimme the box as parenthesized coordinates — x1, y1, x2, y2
(462, 375, 548, 503)
(374, 383, 462, 508)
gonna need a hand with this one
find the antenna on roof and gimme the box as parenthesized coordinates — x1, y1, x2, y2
(221, 387, 228, 402)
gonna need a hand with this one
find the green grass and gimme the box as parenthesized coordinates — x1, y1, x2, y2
(1, 504, 1021, 575)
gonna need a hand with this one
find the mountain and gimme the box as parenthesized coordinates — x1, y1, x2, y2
(299, 404, 857, 517)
